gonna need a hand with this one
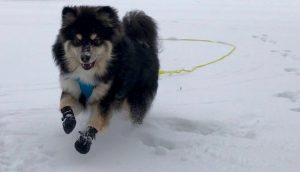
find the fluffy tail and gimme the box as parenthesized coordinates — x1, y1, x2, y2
(123, 10, 158, 51)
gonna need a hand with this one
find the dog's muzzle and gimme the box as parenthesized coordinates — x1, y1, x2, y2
(80, 43, 95, 70)
(81, 44, 91, 63)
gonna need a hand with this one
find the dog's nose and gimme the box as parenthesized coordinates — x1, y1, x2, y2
(81, 54, 91, 63)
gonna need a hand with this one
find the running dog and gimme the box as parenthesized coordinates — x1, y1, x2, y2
(52, 6, 159, 154)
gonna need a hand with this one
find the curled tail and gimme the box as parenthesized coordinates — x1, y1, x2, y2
(123, 10, 158, 51)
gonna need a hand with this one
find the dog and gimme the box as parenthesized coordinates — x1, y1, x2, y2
(52, 6, 159, 154)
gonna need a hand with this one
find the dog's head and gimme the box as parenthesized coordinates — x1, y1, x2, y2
(59, 6, 122, 71)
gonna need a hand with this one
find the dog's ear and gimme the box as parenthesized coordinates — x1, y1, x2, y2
(62, 6, 77, 27)
(96, 6, 119, 27)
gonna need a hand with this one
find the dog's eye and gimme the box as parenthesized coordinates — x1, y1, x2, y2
(72, 38, 82, 46)
(92, 38, 103, 46)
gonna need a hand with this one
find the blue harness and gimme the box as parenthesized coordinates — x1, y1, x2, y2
(76, 79, 95, 99)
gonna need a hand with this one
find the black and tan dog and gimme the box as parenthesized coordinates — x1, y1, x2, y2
(52, 6, 159, 154)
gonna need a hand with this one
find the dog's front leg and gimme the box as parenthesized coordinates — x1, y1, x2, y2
(60, 92, 83, 134)
(74, 101, 111, 154)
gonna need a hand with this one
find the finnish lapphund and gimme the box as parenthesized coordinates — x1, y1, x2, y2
(52, 6, 159, 154)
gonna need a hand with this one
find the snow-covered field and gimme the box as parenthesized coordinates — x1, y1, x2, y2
(0, 0, 300, 171)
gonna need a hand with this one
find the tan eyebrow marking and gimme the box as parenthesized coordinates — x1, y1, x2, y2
(90, 33, 97, 40)
(76, 34, 82, 40)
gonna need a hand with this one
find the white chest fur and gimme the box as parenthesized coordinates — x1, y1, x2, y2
(60, 70, 112, 104)
(59, 68, 97, 99)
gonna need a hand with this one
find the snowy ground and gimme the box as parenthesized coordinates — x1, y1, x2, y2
(0, 0, 300, 172)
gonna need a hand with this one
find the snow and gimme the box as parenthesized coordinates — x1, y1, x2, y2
(0, 0, 300, 171)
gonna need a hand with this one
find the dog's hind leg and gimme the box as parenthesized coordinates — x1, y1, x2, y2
(60, 92, 83, 134)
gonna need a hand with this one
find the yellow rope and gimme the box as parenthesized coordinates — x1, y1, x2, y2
(159, 38, 236, 75)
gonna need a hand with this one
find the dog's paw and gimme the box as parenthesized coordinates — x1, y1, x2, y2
(61, 106, 76, 134)
(62, 115, 76, 134)
(74, 135, 92, 154)
(74, 127, 97, 154)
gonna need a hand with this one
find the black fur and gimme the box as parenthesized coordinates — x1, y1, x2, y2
(52, 6, 159, 123)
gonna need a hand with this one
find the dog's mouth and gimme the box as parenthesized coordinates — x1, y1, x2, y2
(81, 61, 96, 70)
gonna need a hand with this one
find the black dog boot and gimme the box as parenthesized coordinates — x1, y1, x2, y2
(74, 127, 98, 154)
(61, 106, 76, 134)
